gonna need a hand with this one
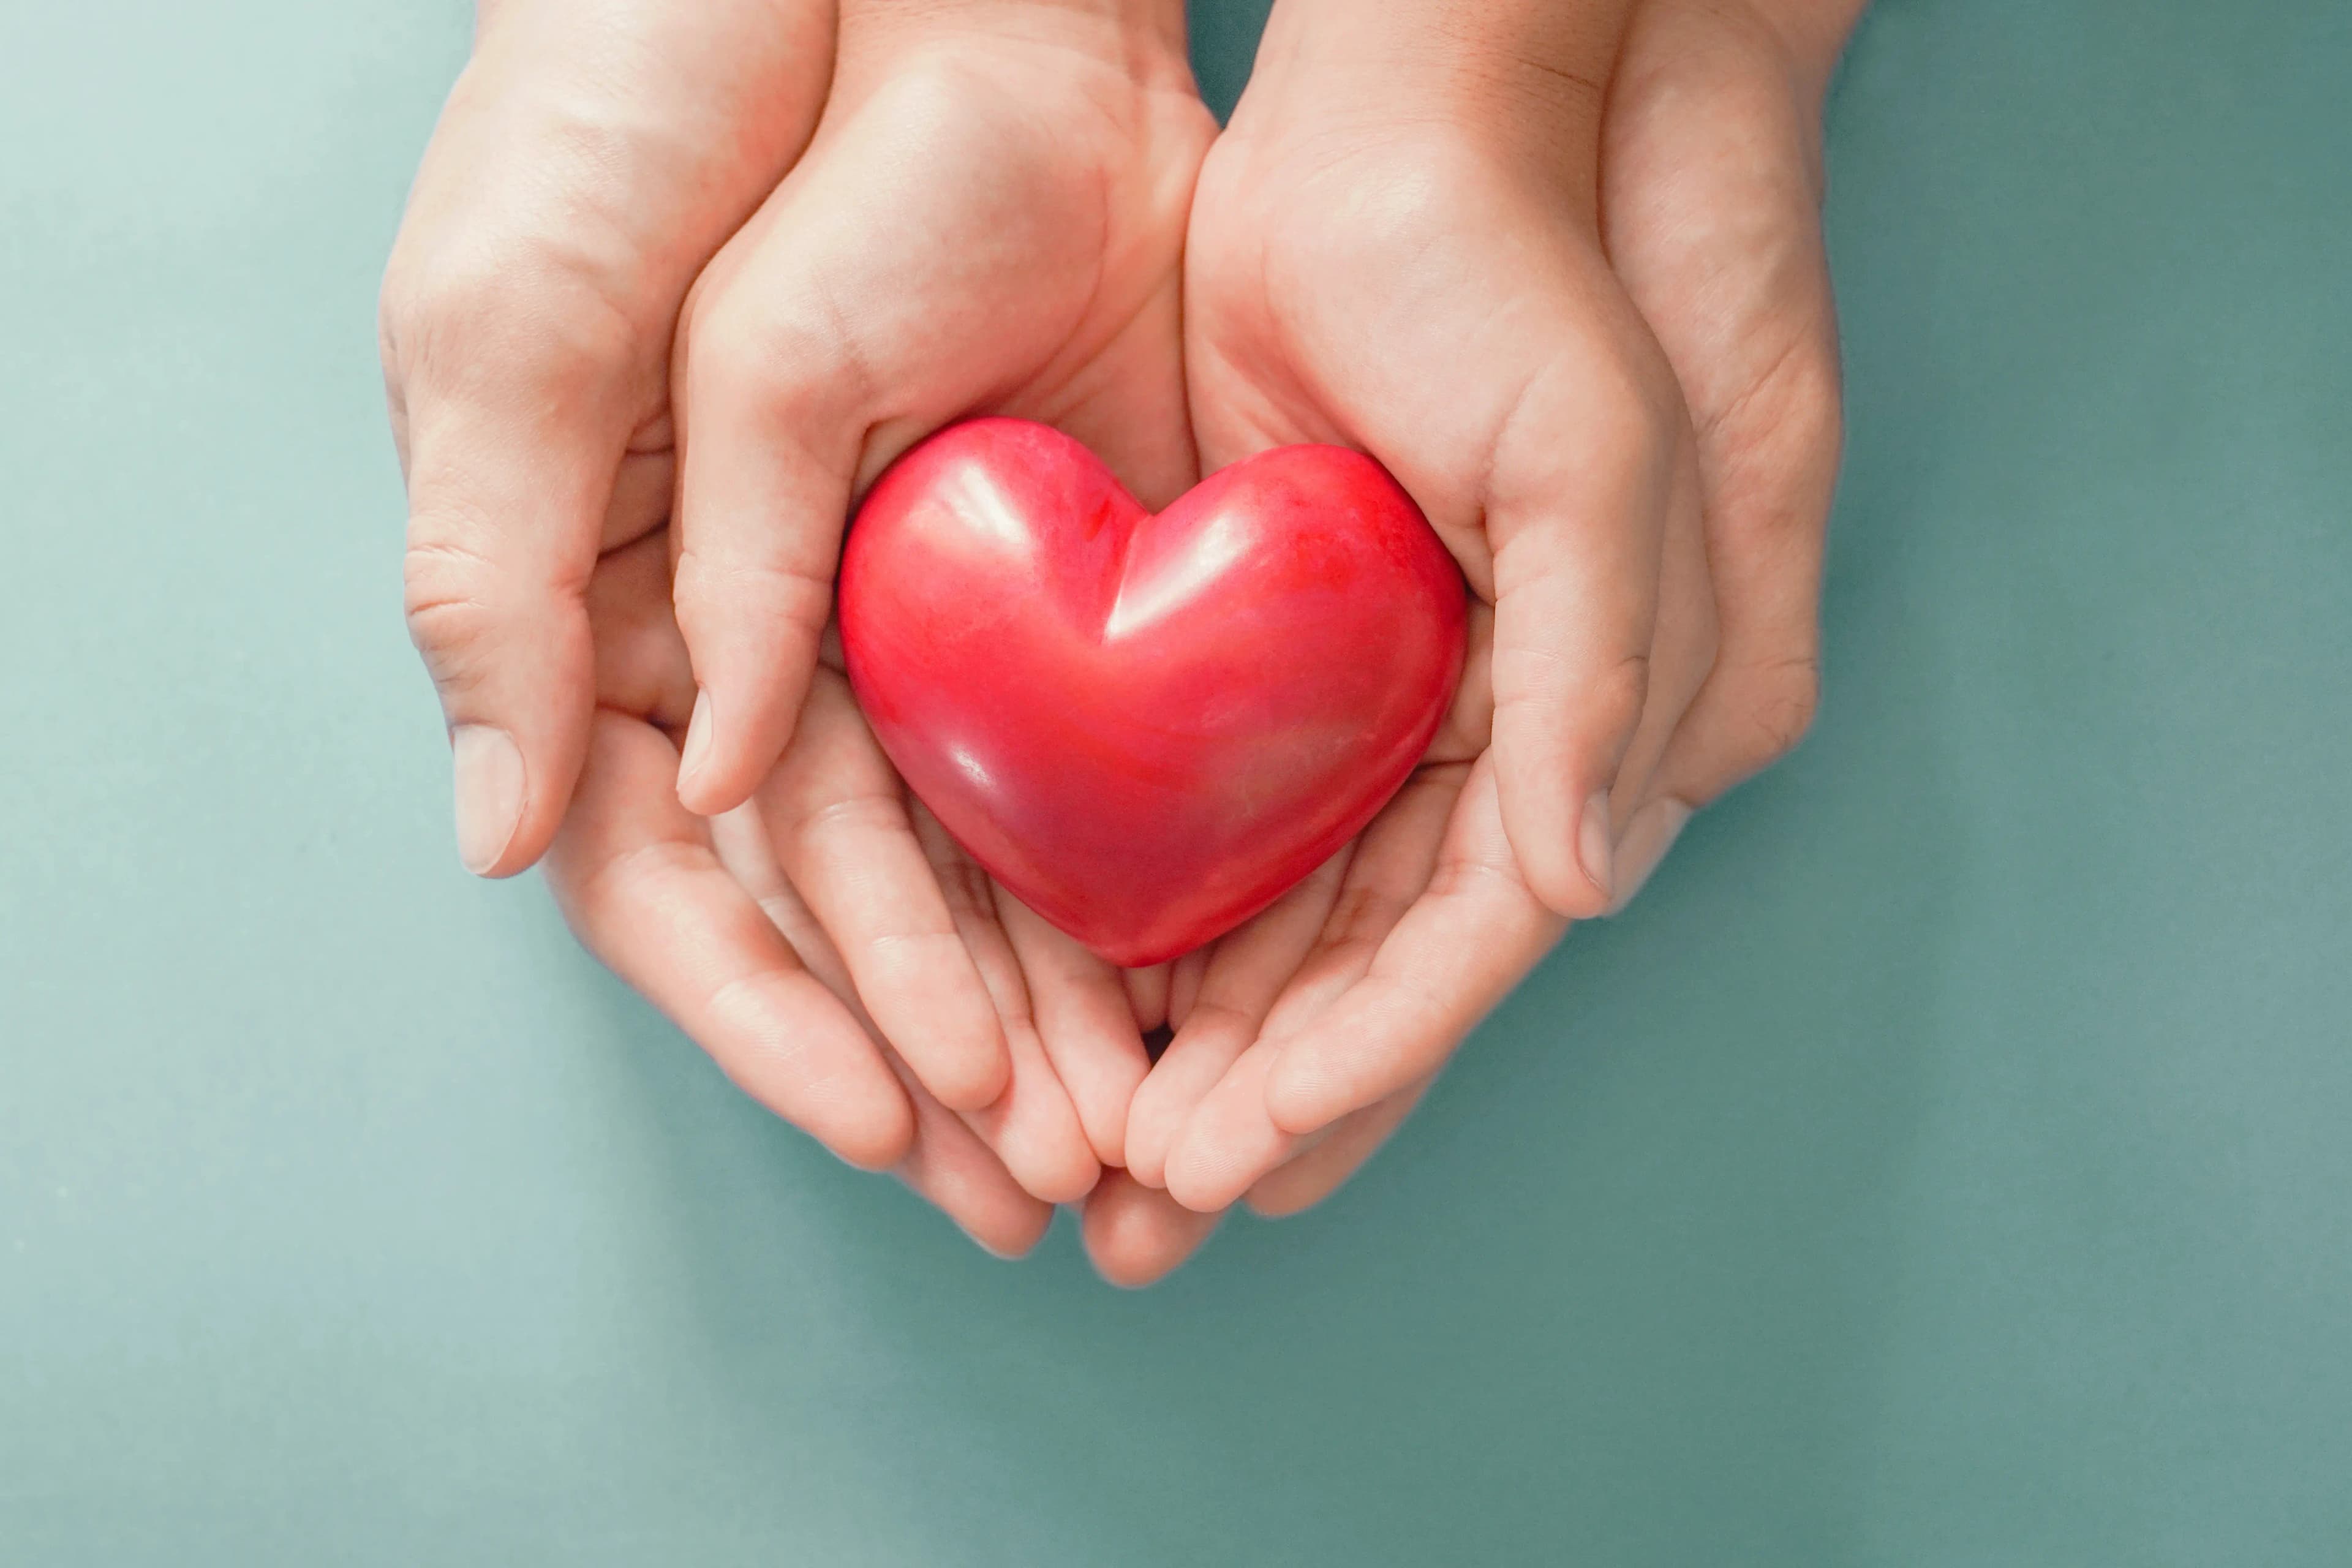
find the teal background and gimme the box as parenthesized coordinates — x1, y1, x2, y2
(5, 0, 2349, 1561)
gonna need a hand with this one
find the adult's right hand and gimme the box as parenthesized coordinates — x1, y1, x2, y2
(380, 0, 833, 878)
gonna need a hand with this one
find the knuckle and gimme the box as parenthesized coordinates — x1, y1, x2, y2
(684, 298, 785, 403)
(388, 245, 639, 397)
(687, 274, 874, 423)
(1738, 654, 1822, 763)
(782, 788, 908, 853)
(671, 543, 835, 632)
(1591, 649, 1654, 743)
(401, 530, 501, 676)
(1708, 338, 1845, 533)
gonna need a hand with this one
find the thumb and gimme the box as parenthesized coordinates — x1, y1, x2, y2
(393, 292, 635, 875)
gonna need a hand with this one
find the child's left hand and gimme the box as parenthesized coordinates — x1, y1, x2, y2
(1129, 0, 1858, 1229)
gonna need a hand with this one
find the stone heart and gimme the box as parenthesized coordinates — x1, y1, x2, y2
(839, 418, 1466, 967)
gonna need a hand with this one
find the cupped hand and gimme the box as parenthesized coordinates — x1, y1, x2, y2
(548, 527, 1224, 1264)
(1127, 0, 1861, 1224)
(665, 0, 1215, 820)
(389, 0, 1226, 1268)
(381, 0, 834, 879)
(649, 0, 1225, 1189)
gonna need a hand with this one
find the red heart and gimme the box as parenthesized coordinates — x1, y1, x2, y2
(840, 418, 1466, 967)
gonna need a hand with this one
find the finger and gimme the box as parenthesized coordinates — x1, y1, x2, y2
(1123, 963, 1173, 1034)
(664, 129, 913, 820)
(545, 712, 914, 1171)
(755, 673, 1011, 1112)
(1264, 758, 1567, 1134)
(602, 439, 676, 553)
(1154, 766, 1460, 1208)
(1257, 763, 1470, 1041)
(1082, 1169, 1224, 1289)
(1162, 1048, 1300, 1212)
(667, 295, 858, 818)
(1166, 948, 1210, 1033)
(1485, 338, 1682, 921)
(1122, 850, 1350, 1190)
(908, 811, 1100, 1205)
(1647, 335, 1840, 813)
(997, 893, 1155, 1169)
(395, 331, 630, 878)
(1599, 437, 1723, 913)
(707, 794, 1055, 1254)
(894, 1067, 1057, 1260)
(585, 532, 696, 728)
(1243, 1075, 1436, 1219)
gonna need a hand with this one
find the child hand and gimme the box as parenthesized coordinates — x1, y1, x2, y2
(649, 0, 1221, 1196)
(1133, 0, 1861, 1219)
(663, 0, 1215, 822)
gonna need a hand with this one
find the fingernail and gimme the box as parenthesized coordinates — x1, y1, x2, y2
(1605, 799, 1691, 916)
(451, 724, 524, 876)
(677, 689, 714, 796)
(1577, 788, 1615, 902)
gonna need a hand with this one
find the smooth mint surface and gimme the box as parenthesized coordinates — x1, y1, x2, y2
(3, 1, 2348, 1561)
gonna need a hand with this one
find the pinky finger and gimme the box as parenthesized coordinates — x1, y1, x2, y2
(1243, 1076, 1436, 1218)
(1082, 1169, 1224, 1289)
(998, 894, 1154, 1169)
(894, 1066, 1057, 1260)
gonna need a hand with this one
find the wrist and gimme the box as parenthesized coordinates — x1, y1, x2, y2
(1238, 0, 1638, 208)
(843, 0, 1191, 78)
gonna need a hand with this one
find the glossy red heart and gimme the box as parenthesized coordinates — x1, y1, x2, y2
(839, 418, 1466, 967)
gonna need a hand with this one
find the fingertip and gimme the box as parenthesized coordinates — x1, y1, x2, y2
(1120, 1096, 1175, 1191)
(925, 1034, 1014, 1117)
(672, 684, 779, 819)
(1083, 1172, 1219, 1287)
(1263, 1049, 1335, 1139)
(829, 1091, 920, 1174)
(968, 1200, 1055, 1261)
(1499, 775, 1615, 921)
(1604, 797, 1691, 916)
(671, 687, 718, 811)
(1066, 1037, 1142, 1172)
(451, 723, 527, 877)
(1027, 1147, 1106, 1209)
(1163, 1144, 1262, 1216)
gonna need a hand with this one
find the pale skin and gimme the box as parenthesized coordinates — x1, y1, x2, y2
(380, 0, 1864, 1283)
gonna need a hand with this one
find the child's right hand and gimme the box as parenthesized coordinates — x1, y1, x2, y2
(652, 0, 1219, 1209)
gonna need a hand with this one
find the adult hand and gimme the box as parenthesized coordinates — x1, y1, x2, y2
(1129, 0, 1862, 1224)
(1598, 0, 1861, 865)
(381, 0, 834, 878)
(549, 529, 1232, 1257)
